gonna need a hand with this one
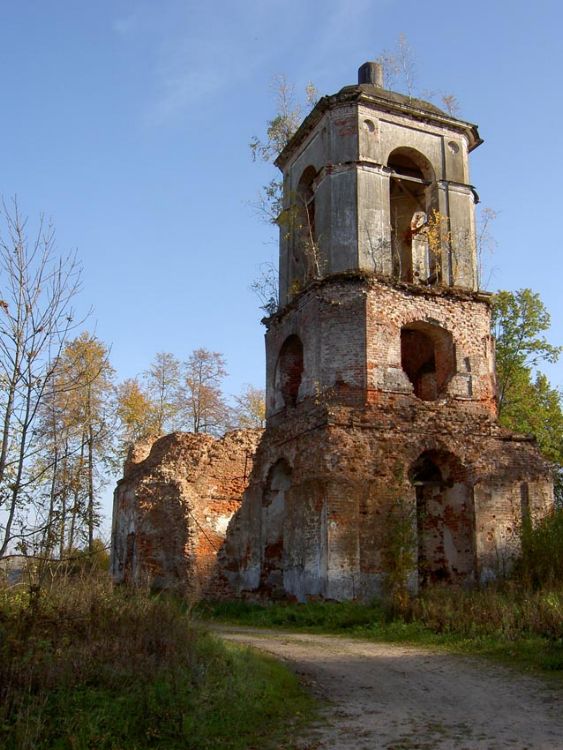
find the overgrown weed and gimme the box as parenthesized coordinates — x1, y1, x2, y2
(200, 587, 562, 675)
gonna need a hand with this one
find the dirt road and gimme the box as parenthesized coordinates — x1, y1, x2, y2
(216, 626, 562, 750)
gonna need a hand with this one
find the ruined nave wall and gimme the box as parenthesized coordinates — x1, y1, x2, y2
(111, 429, 262, 595)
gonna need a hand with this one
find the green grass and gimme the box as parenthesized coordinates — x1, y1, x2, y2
(200, 508, 563, 679)
(0, 577, 314, 750)
(197, 589, 563, 678)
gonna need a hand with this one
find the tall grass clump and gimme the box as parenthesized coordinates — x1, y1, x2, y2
(407, 507, 562, 634)
(408, 584, 562, 640)
(516, 506, 563, 588)
(0, 573, 312, 750)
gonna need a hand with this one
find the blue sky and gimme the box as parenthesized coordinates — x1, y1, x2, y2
(1, 1, 561, 529)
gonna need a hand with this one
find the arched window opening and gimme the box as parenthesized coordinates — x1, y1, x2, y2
(276, 335, 304, 407)
(410, 452, 443, 485)
(388, 148, 437, 283)
(263, 459, 292, 507)
(260, 459, 292, 593)
(410, 450, 475, 587)
(124, 531, 136, 583)
(401, 322, 455, 401)
(297, 166, 316, 241)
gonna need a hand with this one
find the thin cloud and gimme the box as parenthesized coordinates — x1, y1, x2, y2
(113, 1, 279, 126)
(113, 0, 397, 128)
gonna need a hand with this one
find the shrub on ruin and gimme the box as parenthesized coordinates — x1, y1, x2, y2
(381, 492, 417, 616)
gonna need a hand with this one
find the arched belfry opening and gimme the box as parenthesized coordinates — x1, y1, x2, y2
(260, 459, 292, 593)
(297, 166, 316, 240)
(410, 451, 475, 587)
(401, 322, 455, 401)
(388, 148, 438, 283)
(292, 166, 318, 281)
(275, 335, 304, 407)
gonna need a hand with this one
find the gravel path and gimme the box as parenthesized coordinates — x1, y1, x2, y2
(214, 626, 562, 750)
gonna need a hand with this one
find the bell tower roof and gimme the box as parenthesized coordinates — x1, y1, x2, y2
(275, 62, 485, 303)
(275, 63, 483, 170)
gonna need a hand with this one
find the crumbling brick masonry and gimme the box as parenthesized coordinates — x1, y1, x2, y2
(111, 430, 261, 596)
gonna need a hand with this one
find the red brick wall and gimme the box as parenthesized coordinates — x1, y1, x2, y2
(265, 275, 496, 421)
(111, 430, 262, 596)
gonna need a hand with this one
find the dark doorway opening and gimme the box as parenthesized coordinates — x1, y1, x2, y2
(260, 459, 292, 594)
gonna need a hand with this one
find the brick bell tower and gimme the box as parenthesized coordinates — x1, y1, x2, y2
(222, 63, 553, 602)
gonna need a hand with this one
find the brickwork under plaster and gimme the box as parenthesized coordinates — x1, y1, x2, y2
(220, 401, 552, 602)
(266, 275, 496, 417)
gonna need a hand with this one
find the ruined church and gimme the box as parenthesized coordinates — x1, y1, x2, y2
(111, 63, 553, 601)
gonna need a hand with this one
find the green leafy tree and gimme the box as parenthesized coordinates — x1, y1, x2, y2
(492, 289, 563, 502)
(492, 289, 561, 414)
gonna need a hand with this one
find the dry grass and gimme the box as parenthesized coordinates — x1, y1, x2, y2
(407, 584, 562, 640)
(0, 573, 312, 749)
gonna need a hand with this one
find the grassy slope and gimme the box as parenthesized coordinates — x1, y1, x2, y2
(0, 579, 314, 750)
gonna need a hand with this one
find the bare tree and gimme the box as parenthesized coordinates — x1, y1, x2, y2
(250, 75, 318, 226)
(143, 352, 183, 434)
(476, 206, 498, 289)
(248, 75, 322, 318)
(440, 93, 461, 117)
(250, 262, 279, 316)
(250, 74, 306, 163)
(377, 34, 461, 117)
(0, 199, 83, 557)
(181, 349, 230, 435)
(377, 33, 417, 95)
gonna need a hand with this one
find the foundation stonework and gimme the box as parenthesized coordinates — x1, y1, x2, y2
(111, 63, 554, 600)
